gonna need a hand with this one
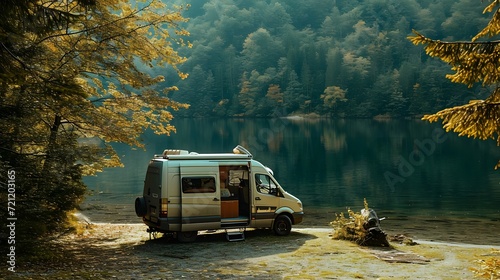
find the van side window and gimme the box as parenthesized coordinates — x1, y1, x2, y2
(182, 177, 216, 193)
(255, 174, 279, 196)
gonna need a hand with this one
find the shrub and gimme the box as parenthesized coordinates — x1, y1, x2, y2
(330, 199, 390, 247)
(330, 211, 368, 244)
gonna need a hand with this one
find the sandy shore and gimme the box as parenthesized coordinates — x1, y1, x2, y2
(6, 223, 499, 279)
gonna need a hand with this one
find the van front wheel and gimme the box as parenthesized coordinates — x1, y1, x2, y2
(273, 215, 292, 236)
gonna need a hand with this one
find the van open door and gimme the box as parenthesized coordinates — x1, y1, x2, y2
(180, 163, 221, 232)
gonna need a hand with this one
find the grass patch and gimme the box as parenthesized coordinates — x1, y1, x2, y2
(471, 249, 500, 279)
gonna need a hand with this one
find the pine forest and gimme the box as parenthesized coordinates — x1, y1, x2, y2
(163, 0, 494, 118)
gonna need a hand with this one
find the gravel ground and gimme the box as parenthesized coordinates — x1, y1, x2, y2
(4, 223, 499, 279)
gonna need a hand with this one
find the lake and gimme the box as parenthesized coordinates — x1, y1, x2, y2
(82, 118, 500, 245)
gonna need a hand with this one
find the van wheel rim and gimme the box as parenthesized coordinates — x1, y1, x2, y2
(277, 222, 288, 232)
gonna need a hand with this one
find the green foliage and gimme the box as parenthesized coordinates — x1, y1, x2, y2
(409, 0, 500, 168)
(167, 0, 489, 118)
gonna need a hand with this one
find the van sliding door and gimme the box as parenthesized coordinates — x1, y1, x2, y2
(180, 163, 221, 231)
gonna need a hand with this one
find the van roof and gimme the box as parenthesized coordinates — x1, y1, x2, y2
(155, 145, 253, 160)
(155, 153, 252, 160)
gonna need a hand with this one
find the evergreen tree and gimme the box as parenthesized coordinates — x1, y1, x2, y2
(284, 70, 306, 113)
(409, 0, 500, 168)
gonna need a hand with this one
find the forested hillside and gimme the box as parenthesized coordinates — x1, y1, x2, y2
(162, 0, 493, 118)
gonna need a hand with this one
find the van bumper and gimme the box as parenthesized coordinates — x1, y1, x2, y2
(293, 211, 304, 225)
(143, 218, 161, 228)
(143, 218, 170, 232)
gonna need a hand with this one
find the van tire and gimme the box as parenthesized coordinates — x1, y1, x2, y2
(177, 231, 198, 242)
(273, 215, 292, 236)
(135, 197, 147, 217)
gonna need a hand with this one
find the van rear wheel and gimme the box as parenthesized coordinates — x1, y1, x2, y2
(273, 215, 292, 236)
(177, 231, 198, 242)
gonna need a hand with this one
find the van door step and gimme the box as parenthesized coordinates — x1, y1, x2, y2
(226, 229, 245, 241)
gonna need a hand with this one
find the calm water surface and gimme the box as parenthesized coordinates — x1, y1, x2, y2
(83, 118, 500, 244)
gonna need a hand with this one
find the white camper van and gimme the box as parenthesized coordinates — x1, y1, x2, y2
(135, 145, 303, 241)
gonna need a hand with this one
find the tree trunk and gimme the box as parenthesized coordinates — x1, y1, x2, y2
(42, 114, 61, 173)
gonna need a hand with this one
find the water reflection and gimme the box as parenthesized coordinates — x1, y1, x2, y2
(83, 118, 500, 230)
